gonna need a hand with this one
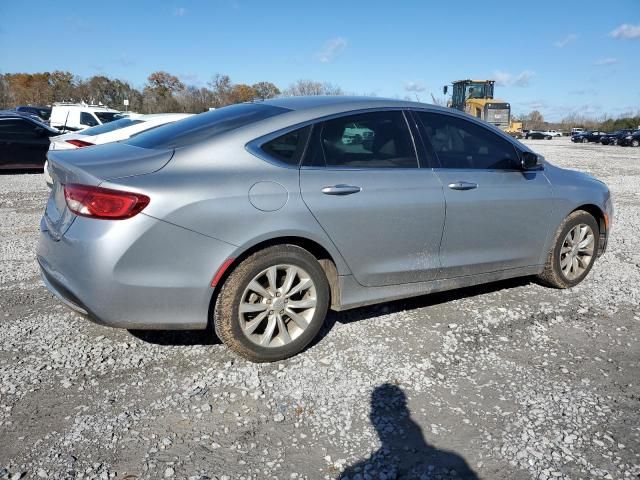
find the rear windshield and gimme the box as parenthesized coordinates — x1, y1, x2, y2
(94, 111, 121, 123)
(80, 118, 143, 136)
(125, 103, 289, 149)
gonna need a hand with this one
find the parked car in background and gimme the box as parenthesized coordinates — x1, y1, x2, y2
(571, 131, 608, 143)
(49, 103, 122, 131)
(618, 130, 640, 147)
(600, 129, 636, 145)
(49, 113, 193, 151)
(526, 131, 553, 140)
(571, 128, 585, 135)
(541, 129, 562, 137)
(39, 97, 612, 362)
(15, 105, 52, 123)
(0, 112, 59, 169)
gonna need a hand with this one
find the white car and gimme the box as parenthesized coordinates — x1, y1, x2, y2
(44, 113, 192, 185)
(541, 129, 563, 137)
(49, 113, 192, 151)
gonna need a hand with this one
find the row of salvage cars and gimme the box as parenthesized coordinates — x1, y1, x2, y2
(571, 129, 640, 147)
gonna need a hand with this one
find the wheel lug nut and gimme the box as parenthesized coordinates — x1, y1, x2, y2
(269, 310, 274, 315)
(284, 299, 288, 303)
(266, 299, 272, 304)
(280, 310, 284, 314)
(276, 292, 281, 297)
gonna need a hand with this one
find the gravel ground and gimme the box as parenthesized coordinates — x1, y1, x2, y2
(0, 137, 639, 480)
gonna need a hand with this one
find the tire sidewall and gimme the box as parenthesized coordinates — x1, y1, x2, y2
(552, 212, 599, 287)
(215, 246, 329, 362)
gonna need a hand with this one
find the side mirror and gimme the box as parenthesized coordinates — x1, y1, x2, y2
(34, 127, 47, 136)
(521, 151, 543, 170)
(443, 85, 448, 95)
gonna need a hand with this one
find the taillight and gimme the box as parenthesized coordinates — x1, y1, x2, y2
(63, 184, 150, 220)
(66, 139, 94, 148)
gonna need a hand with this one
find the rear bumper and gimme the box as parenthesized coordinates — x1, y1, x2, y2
(37, 213, 236, 330)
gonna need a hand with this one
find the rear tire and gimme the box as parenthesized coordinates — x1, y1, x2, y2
(537, 210, 599, 289)
(632, 139, 639, 147)
(213, 245, 329, 362)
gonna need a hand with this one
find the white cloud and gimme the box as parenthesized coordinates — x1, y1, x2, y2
(404, 81, 426, 92)
(493, 70, 534, 87)
(609, 24, 640, 39)
(594, 57, 619, 66)
(173, 7, 187, 16)
(554, 34, 577, 48)
(316, 37, 347, 63)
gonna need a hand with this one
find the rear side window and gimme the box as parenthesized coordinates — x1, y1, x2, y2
(80, 112, 99, 127)
(94, 112, 120, 123)
(260, 126, 311, 166)
(416, 111, 519, 170)
(0, 119, 38, 138)
(126, 103, 289, 150)
(307, 111, 418, 169)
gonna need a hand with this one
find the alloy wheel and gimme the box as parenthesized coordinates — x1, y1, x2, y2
(560, 224, 595, 280)
(238, 264, 317, 348)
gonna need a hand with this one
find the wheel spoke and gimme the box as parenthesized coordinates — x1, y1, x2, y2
(288, 298, 316, 309)
(578, 225, 587, 242)
(576, 254, 592, 269)
(571, 256, 579, 276)
(286, 278, 313, 298)
(281, 266, 298, 295)
(285, 308, 309, 329)
(243, 310, 269, 335)
(276, 315, 292, 344)
(579, 235, 594, 251)
(260, 316, 277, 346)
(560, 255, 571, 269)
(561, 245, 572, 254)
(248, 280, 270, 299)
(266, 266, 278, 293)
(239, 302, 268, 314)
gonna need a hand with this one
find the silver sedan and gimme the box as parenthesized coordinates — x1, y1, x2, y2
(38, 97, 613, 362)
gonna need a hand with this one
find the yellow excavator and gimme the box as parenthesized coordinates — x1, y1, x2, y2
(444, 79, 523, 138)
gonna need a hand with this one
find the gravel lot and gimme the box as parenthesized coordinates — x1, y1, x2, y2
(1, 137, 639, 480)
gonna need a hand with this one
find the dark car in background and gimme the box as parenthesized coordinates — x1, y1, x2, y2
(15, 105, 52, 123)
(618, 130, 640, 147)
(601, 129, 636, 145)
(525, 131, 553, 140)
(571, 131, 608, 143)
(0, 112, 59, 169)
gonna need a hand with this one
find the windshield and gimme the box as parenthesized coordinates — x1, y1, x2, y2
(79, 118, 143, 136)
(125, 103, 289, 149)
(464, 83, 493, 100)
(94, 111, 121, 123)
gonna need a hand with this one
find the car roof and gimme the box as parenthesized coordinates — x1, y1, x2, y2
(261, 95, 448, 115)
(137, 113, 193, 121)
(0, 111, 58, 130)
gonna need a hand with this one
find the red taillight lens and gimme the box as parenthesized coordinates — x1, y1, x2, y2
(63, 184, 150, 220)
(66, 139, 94, 148)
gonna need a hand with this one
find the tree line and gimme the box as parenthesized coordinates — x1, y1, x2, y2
(518, 110, 640, 132)
(0, 71, 344, 113)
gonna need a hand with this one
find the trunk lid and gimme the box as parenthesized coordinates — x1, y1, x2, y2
(44, 143, 172, 240)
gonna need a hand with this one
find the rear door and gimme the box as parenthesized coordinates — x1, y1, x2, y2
(299, 110, 445, 287)
(414, 110, 553, 278)
(0, 118, 50, 168)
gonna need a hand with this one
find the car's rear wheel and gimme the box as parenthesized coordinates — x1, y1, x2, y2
(537, 210, 599, 289)
(632, 139, 639, 147)
(213, 245, 329, 362)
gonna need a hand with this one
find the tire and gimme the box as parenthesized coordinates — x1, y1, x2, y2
(582, 138, 589, 143)
(213, 245, 330, 362)
(537, 210, 599, 289)
(632, 139, 639, 147)
(546, 136, 552, 140)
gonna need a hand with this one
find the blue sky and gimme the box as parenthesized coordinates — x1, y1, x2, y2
(1, 0, 638, 121)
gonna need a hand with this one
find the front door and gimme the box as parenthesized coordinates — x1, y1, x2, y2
(415, 110, 554, 278)
(300, 110, 446, 287)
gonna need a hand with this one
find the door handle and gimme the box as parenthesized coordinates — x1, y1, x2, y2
(321, 184, 362, 195)
(448, 181, 478, 191)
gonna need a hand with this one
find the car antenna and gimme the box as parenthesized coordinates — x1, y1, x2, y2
(63, 111, 70, 133)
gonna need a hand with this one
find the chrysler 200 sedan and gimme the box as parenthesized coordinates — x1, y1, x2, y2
(38, 97, 613, 362)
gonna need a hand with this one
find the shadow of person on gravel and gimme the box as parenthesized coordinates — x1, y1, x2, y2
(340, 384, 478, 480)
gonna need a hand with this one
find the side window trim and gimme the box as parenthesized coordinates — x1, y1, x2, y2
(246, 124, 312, 169)
(415, 109, 522, 171)
(406, 110, 440, 169)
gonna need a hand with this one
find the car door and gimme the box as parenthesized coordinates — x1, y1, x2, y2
(0, 118, 50, 167)
(414, 110, 554, 278)
(299, 110, 446, 287)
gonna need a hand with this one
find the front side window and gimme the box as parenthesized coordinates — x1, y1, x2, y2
(310, 111, 418, 169)
(260, 126, 311, 166)
(80, 112, 99, 127)
(94, 111, 120, 124)
(0, 119, 38, 138)
(416, 111, 519, 170)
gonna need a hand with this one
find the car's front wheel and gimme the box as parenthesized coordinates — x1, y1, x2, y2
(632, 139, 640, 147)
(537, 210, 599, 289)
(213, 245, 330, 362)
(582, 138, 589, 143)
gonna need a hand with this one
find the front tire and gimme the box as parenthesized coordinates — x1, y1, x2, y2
(537, 210, 599, 288)
(632, 139, 639, 147)
(582, 138, 589, 143)
(213, 245, 330, 362)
